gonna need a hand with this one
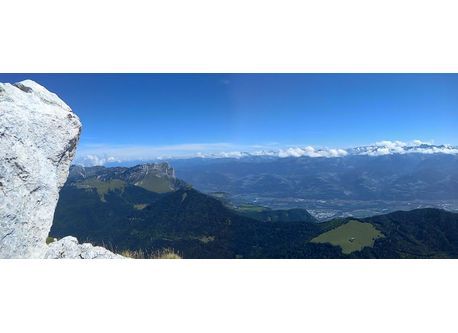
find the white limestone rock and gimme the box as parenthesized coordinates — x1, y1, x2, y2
(0, 79, 122, 259)
(45, 236, 124, 259)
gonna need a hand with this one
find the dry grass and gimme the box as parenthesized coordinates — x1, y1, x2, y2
(121, 248, 182, 259)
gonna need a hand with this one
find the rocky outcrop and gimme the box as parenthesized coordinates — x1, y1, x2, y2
(67, 162, 187, 193)
(45, 236, 123, 259)
(0, 80, 121, 259)
(68, 162, 176, 182)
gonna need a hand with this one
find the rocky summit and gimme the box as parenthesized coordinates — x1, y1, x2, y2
(68, 162, 185, 194)
(0, 80, 121, 259)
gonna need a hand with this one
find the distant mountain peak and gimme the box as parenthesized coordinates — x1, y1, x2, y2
(128, 162, 175, 179)
(68, 162, 185, 193)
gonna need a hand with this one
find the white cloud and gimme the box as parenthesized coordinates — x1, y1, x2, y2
(409, 145, 458, 155)
(358, 139, 457, 156)
(412, 139, 433, 146)
(327, 148, 349, 157)
(74, 139, 458, 166)
(75, 142, 240, 165)
(277, 146, 348, 158)
(78, 154, 121, 166)
(366, 147, 391, 156)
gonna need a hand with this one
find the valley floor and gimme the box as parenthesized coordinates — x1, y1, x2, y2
(226, 195, 458, 221)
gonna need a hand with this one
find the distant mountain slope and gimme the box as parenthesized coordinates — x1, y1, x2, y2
(172, 153, 458, 201)
(53, 169, 458, 258)
(52, 164, 333, 258)
(69, 163, 186, 193)
(356, 209, 458, 258)
(53, 164, 458, 258)
(170, 153, 458, 219)
(51, 183, 160, 242)
(307, 208, 458, 259)
(235, 205, 318, 223)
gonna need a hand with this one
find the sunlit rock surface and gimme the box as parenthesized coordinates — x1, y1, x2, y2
(0, 80, 121, 259)
(45, 236, 123, 259)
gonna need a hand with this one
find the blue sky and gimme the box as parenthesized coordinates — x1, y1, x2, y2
(1, 74, 457, 161)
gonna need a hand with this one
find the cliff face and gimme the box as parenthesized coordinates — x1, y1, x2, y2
(0, 80, 121, 258)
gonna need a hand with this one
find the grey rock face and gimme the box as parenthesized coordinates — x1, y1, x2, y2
(69, 162, 176, 182)
(0, 80, 122, 259)
(124, 162, 176, 182)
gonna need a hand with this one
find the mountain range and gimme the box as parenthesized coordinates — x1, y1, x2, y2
(171, 151, 458, 219)
(74, 142, 458, 219)
(75, 142, 458, 166)
(51, 162, 458, 258)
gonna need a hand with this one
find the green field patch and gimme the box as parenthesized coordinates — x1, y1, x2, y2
(311, 220, 384, 254)
(77, 178, 126, 202)
(135, 175, 173, 193)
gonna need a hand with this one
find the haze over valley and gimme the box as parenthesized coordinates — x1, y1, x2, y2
(74, 141, 458, 220)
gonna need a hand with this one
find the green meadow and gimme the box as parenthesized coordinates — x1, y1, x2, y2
(311, 220, 384, 254)
(77, 178, 126, 201)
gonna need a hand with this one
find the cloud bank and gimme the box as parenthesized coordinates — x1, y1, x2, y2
(75, 140, 458, 166)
